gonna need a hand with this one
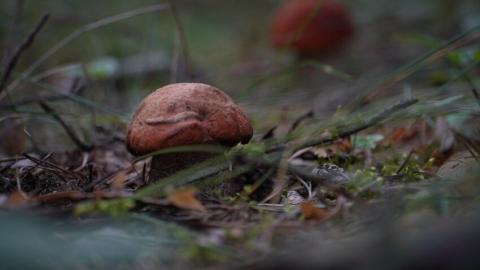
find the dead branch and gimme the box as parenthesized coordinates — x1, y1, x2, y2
(39, 101, 93, 151)
(297, 98, 418, 151)
(268, 98, 418, 153)
(239, 154, 349, 197)
(396, 149, 415, 174)
(289, 109, 314, 133)
(0, 77, 85, 110)
(22, 153, 83, 179)
(0, 13, 50, 93)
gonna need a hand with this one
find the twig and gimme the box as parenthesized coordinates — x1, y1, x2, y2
(455, 132, 480, 160)
(0, 77, 85, 110)
(22, 79, 127, 118)
(240, 154, 349, 196)
(289, 109, 314, 133)
(1, 4, 170, 101)
(460, 70, 480, 108)
(0, 94, 68, 110)
(0, 156, 27, 163)
(472, 88, 480, 108)
(0, 13, 50, 93)
(22, 153, 82, 178)
(39, 101, 93, 151)
(295, 175, 313, 200)
(141, 162, 147, 185)
(448, 53, 480, 108)
(267, 98, 418, 153)
(261, 126, 277, 141)
(15, 174, 29, 199)
(293, 98, 418, 152)
(396, 149, 414, 174)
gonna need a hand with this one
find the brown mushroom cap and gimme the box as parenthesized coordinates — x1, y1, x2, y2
(126, 83, 253, 155)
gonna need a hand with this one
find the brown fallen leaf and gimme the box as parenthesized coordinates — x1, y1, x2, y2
(386, 127, 408, 145)
(300, 202, 331, 221)
(35, 191, 92, 202)
(166, 187, 206, 212)
(4, 190, 29, 208)
(109, 169, 127, 191)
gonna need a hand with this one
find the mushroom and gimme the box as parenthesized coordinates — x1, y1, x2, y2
(269, 0, 354, 57)
(126, 83, 253, 182)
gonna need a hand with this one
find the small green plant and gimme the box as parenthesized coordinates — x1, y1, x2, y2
(75, 198, 135, 217)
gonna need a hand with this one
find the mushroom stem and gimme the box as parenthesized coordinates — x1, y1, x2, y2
(149, 151, 217, 182)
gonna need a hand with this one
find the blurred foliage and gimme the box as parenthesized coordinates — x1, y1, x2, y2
(0, 212, 190, 269)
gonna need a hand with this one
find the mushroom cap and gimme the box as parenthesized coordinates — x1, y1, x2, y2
(126, 83, 253, 155)
(269, 0, 354, 55)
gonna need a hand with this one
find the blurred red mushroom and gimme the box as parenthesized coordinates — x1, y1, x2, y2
(269, 0, 354, 57)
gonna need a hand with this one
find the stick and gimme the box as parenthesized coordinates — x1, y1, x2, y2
(22, 153, 81, 178)
(289, 109, 314, 133)
(239, 155, 348, 196)
(396, 149, 414, 174)
(294, 98, 418, 152)
(39, 101, 93, 151)
(0, 77, 85, 110)
(0, 13, 50, 93)
(267, 98, 418, 153)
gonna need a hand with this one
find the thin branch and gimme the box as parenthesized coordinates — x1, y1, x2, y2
(268, 98, 418, 153)
(0, 13, 50, 93)
(448, 53, 480, 108)
(240, 154, 349, 196)
(289, 109, 314, 133)
(39, 101, 93, 151)
(1, 4, 170, 101)
(0, 156, 27, 163)
(472, 88, 480, 108)
(9, 77, 128, 119)
(396, 149, 414, 174)
(294, 98, 418, 152)
(22, 153, 82, 178)
(460, 71, 480, 108)
(0, 77, 85, 110)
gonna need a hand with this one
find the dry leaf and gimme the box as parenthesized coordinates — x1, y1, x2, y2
(4, 190, 29, 208)
(300, 202, 330, 221)
(166, 187, 206, 212)
(386, 127, 408, 145)
(109, 170, 127, 191)
(35, 191, 90, 202)
(334, 138, 352, 152)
